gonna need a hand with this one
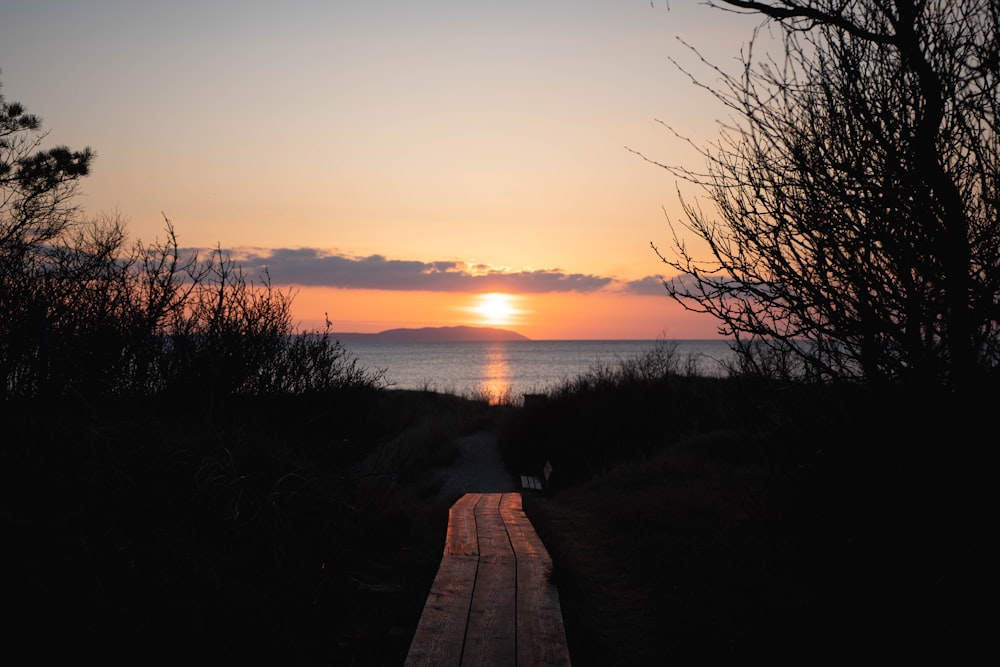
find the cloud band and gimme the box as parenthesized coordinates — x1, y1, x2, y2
(186, 246, 668, 296)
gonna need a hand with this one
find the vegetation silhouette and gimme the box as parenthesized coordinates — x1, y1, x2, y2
(637, 0, 999, 394)
(500, 340, 990, 664)
(1, 75, 487, 664)
(3, 1, 996, 659)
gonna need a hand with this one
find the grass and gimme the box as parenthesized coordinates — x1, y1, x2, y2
(1, 345, 993, 665)
(521, 431, 821, 664)
(511, 390, 993, 665)
(492, 346, 994, 665)
(0, 387, 495, 665)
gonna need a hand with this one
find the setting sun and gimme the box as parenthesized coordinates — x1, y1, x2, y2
(472, 293, 520, 327)
(0, 2, 751, 341)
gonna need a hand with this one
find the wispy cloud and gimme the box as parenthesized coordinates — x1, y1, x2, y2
(191, 247, 631, 294)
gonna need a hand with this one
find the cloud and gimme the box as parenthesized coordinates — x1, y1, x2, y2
(622, 275, 668, 296)
(197, 247, 619, 294)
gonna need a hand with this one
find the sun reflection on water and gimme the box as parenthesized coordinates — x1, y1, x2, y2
(480, 343, 512, 405)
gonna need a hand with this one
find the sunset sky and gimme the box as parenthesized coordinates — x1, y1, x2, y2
(0, 1, 768, 339)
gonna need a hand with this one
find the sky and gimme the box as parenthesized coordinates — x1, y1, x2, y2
(0, 1, 768, 339)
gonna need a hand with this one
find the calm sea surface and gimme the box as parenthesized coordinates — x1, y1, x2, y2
(341, 339, 735, 403)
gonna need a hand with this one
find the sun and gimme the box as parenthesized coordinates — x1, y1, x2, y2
(472, 292, 519, 327)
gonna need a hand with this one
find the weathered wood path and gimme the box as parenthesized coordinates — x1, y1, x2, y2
(404, 492, 571, 666)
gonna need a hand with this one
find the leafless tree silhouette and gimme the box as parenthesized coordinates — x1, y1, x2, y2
(642, 1, 999, 392)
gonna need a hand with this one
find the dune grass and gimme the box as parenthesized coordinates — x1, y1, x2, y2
(1, 332, 992, 664)
(0, 386, 498, 665)
(499, 351, 993, 664)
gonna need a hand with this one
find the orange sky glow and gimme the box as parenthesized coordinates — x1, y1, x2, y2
(0, 1, 768, 339)
(293, 287, 720, 340)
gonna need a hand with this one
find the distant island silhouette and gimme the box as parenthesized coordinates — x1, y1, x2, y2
(333, 325, 530, 343)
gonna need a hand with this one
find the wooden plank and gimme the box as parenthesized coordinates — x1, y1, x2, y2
(499, 493, 549, 559)
(406, 492, 571, 666)
(404, 554, 479, 666)
(516, 560, 572, 666)
(521, 462, 552, 492)
(461, 554, 517, 666)
(501, 493, 572, 667)
(445, 492, 481, 556)
(462, 494, 517, 665)
(474, 493, 514, 558)
(521, 474, 540, 490)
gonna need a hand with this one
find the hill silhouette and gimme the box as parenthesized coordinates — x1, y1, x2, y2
(334, 325, 529, 342)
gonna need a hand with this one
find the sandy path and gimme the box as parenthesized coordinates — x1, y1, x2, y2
(435, 430, 518, 498)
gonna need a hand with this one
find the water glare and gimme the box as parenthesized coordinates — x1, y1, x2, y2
(480, 342, 512, 405)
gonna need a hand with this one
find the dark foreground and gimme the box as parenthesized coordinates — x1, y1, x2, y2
(2, 381, 993, 665)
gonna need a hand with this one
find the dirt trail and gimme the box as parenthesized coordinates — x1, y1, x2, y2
(435, 430, 518, 498)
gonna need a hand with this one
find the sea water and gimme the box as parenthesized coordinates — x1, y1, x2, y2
(340, 339, 735, 402)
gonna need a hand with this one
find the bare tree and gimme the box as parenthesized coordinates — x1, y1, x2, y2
(642, 1, 999, 392)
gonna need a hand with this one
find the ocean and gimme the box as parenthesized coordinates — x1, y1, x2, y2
(340, 339, 735, 403)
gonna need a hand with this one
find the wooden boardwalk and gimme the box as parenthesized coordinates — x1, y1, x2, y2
(405, 492, 571, 666)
